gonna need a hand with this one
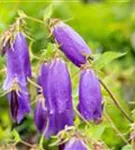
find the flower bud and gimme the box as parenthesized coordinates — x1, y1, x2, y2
(52, 20, 91, 67)
(78, 69, 102, 123)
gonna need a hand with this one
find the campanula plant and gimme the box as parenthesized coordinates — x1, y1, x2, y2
(78, 67, 102, 123)
(1, 19, 31, 123)
(48, 19, 91, 67)
(34, 59, 74, 138)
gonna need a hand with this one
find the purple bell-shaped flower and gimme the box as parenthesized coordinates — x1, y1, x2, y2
(34, 59, 74, 138)
(51, 19, 91, 67)
(3, 32, 32, 90)
(78, 69, 102, 123)
(2, 32, 31, 123)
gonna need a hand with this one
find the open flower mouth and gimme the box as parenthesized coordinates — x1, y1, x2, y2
(10, 90, 19, 122)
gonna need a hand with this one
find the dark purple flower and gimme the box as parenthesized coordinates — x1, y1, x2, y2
(47, 58, 74, 127)
(34, 95, 48, 133)
(2, 32, 31, 123)
(52, 20, 91, 67)
(8, 86, 31, 123)
(78, 69, 102, 123)
(34, 94, 58, 138)
(34, 59, 74, 138)
(64, 137, 88, 150)
(3, 32, 32, 90)
(35, 63, 57, 138)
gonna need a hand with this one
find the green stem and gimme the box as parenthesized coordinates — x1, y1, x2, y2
(26, 16, 45, 24)
(39, 118, 49, 149)
(99, 79, 133, 123)
(20, 140, 34, 148)
(74, 107, 92, 126)
(104, 111, 129, 144)
(27, 77, 42, 90)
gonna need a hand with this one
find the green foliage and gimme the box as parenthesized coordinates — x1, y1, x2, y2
(93, 51, 127, 70)
(43, 4, 53, 21)
(0, 1, 135, 150)
(122, 144, 133, 150)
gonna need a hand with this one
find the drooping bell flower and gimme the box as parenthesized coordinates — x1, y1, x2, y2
(8, 85, 31, 123)
(34, 59, 74, 138)
(47, 58, 74, 132)
(63, 137, 88, 150)
(78, 69, 102, 123)
(3, 32, 32, 90)
(34, 94, 58, 138)
(50, 19, 91, 67)
(34, 64, 57, 138)
(2, 31, 31, 123)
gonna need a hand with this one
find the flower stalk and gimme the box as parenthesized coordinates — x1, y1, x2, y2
(99, 79, 133, 123)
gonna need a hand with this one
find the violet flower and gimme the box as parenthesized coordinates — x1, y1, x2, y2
(47, 58, 74, 130)
(3, 32, 31, 90)
(8, 86, 31, 123)
(34, 64, 57, 138)
(78, 69, 102, 123)
(2, 32, 31, 123)
(63, 137, 88, 150)
(52, 20, 91, 67)
(34, 94, 57, 138)
(34, 59, 74, 138)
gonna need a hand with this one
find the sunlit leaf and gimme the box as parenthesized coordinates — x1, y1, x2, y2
(12, 129, 21, 142)
(18, 10, 27, 18)
(93, 51, 127, 70)
(122, 144, 133, 150)
(43, 4, 53, 21)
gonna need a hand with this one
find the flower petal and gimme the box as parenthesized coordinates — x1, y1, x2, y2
(78, 69, 102, 122)
(8, 86, 31, 123)
(53, 21, 91, 67)
(64, 137, 88, 150)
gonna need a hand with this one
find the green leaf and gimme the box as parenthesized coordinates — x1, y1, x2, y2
(12, 129, 21, 142)
(18, 10, 27, 18)
(87, 124, 106, 140)
(41, 43, 55, 60)
(93, 51, 127, 70)
(43, 4, 53, 21)
(122, 144, 133, 150)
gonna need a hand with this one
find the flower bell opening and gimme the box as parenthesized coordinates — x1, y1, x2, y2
(63, 137, 88, 150)
(10, 90, 18, 121)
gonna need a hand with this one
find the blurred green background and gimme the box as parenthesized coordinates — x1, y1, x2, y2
(0, 0, 135, 150)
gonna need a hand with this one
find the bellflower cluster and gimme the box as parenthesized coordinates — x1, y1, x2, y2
(51, 19, 102, 122)
(0, 16, 104, 149)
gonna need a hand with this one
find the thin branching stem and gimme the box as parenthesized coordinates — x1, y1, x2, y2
(26, 16, 45, 25)
(99, 79, 133, 123)
(39, 118, 49, 149)
(20, 140, 34, 148)
(74, 107, 92, 127)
